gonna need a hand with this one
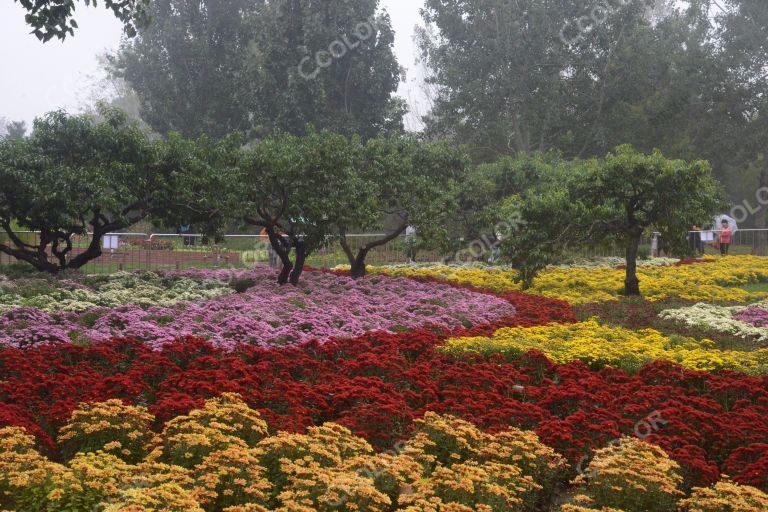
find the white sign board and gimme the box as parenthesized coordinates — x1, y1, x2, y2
(102, 235, 119, 250)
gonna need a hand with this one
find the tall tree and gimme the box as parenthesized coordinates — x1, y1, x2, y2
(4, 121, 28, 140)
(109, 0, 263, 139)
(110, 0, 404, 140)
(417, 0, 606, 159)
(256, 0, 404, 139)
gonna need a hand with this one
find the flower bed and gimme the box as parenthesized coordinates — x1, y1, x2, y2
(443, 321, 768, 375)
(660, 302, 768, 346)
(1, 320, 766, 492)
(7, 395, 765, 512)
(0, 270, 234, 314)
(0, 268, 516, 350)
(371, 256, 768, 304)
(3, 260, 768, 509)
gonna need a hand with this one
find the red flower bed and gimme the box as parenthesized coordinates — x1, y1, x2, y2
(1, 328, 767, 490)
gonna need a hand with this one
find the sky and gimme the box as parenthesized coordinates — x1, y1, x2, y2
(0, 0, 429, 131)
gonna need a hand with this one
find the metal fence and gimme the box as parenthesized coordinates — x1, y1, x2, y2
(0, 232, 443, 274)
(2, 229, 768, 274)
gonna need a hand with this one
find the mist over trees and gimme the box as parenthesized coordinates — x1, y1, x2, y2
(108, 0, 404, 139)
(417, 0, 768, 220)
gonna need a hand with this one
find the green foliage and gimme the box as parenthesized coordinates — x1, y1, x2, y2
(417, 0, 768, 224)
(15, 0, 150, 41)
(451, 153, 561, 260)
(3, 121, 27, 140)
(110, 0, 403, 139)
(503, 146, 724, 294)
(0, 107, 170, 273)
(336, 135, 468, 277)
(236, 129, 365, 284)
(109, 0, 263, 139)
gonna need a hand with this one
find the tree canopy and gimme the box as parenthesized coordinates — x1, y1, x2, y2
(109, 0, 404, 140)
(417, 0, 768, 222)
(502, 146, 724, 295)
(0, 108, 161, 272)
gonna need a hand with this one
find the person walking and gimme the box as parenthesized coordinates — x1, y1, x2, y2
(719, 220, 732, 256)
(405, 225, 417, 263)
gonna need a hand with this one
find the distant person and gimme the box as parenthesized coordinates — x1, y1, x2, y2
(405, 225, 417, 263)
(719, 220, 732, 256)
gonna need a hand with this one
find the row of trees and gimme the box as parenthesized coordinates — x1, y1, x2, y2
(15, 0, 768, 217)
(0, 109, 465, 281)
(0, 109, 724, 295)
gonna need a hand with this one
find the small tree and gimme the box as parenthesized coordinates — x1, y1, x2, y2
(580, 146, 723, 295)
(238, 130, 362, 285)
(4, 121, 27, 140)
(0, 108, 160, 273)
(450, 154, 558, 262)
(336, 136, 468, 278)
(504, 146, 723, 295)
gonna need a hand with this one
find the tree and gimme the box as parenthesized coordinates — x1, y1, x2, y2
(503, 146, 724, 295)
(237, 130, 363, 285)
(335, 136, 468, 278)
(416, 0, 620, 159)
(110, 0, 404, 140)
(450, 154, 558, 261)
(415, 0, 768, 218)
(0, 108, 161, 273)
(14, 0, 150, 42)
(108, 0, 263, 139)
(5, 121, 28, 140)
(256, 0, 404, 139)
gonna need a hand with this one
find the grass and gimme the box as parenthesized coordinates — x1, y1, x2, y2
(741, 282, 768, 293)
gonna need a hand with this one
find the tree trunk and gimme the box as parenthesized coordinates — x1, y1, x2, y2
(265, 229, 293, 285)
(350, 249, 369, 278)
(624, 231, 642, 296)
(340, 220, 409, 279)
(289, 240, 306, 285)
(68, 231, 106, 270)
(752, 159, 768, 255)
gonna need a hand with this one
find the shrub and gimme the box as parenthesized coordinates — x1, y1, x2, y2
(47, 451, 135, 512)
(157, 393, 269, 468)
(192, 446, 272, 511)
(571, 437, 684, 512)
(421, 460, 535, 511)
(58, 399, 155, 463)
(678, 479, 768, 512)
(0, 427, 62, 511)
(102, 483, 205, 512)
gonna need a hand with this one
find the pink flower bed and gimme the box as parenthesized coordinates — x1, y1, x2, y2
(0, 268, 515, 350)
(733, 307, 768, 328)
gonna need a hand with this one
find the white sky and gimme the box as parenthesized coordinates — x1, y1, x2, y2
(0, 0, 429, 131)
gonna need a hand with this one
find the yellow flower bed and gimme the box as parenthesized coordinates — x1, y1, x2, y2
(371, 256, 768, 304)
(0, 398, 566, 512)
(443, 321, 768, 374)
